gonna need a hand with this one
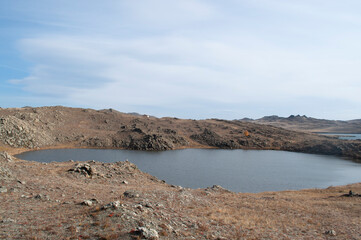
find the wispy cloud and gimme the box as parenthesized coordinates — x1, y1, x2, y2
(2, 0, 361, 119)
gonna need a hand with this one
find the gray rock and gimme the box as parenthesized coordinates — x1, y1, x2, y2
(102, 200, 121, 210)
(123, 190, 140, 198)
(81, 198, 98, 206)
(34, 194, 50, 201)
(0, 152, 13, 162)
(1, 218, 16, 223)
(121, 180, 128, 184)
(17, 180, 26, 185)
(82, 200, 93, 206)
(0, 186, 7, 193)
(132, 227, 159, 240)
(325, 230, 336, 236)
(69, 163, 95, 177)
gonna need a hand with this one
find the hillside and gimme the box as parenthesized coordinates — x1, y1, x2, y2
(244, 115, 361, 133)
(0, 106, 360, 160)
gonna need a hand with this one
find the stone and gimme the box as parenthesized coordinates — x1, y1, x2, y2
(17, 180, 26, 185)
(122, 180, 128, 184)
(0, 152, 13, 162)
(34, 194, 50, 201)
(1, 218, 16, 223)
(102, 200, 121, 210)
(123, 190, 140, 198)
(132, 227, 159, 240)
(82, 200, 93, 206)
(69, 163, 95, 177)
(325, 230, 336, 236)
(0, 186, 8, 193)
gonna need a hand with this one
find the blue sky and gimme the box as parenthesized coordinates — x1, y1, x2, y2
(1, 0, 361, 120)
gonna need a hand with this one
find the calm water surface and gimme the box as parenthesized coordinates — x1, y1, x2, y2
(16, 149, 361, 193)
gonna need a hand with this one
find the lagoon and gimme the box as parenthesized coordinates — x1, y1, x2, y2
(16, 148, 361, 193)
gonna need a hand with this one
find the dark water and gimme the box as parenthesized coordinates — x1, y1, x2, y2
(320, 133, 361, 140)
(16, 149, 361, 193)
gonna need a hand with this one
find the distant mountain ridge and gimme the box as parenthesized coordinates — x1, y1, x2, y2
(240, 115, 361, 133)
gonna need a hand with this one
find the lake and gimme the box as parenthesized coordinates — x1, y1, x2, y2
(16, 148, 361, 193)
(320, 133, 361, 140)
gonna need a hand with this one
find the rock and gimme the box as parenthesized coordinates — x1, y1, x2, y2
(0, 116, 54, 148)
(0, 186, 8, 193)
(0, 152, 13, 162)
(102, 201, 121, 210)
(325, 230, 336, 236)
(34, 194, 50, 201)
(205, 185, 231, 193)
(122, 180, 128, 184)
(68, 163, 95, 177)
(123, 190, 140, 198)
(131, 227, 159, 240)
(9, 188, 19, 193)
(17, 180, 26, 185)
(1, 218, 16, 223)
(341, 190, 361, 197)
(82, 200, 93, 206)
(0, 166, 12, 180)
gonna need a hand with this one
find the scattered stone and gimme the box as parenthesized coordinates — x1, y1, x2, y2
(9, 188, 19, 193)
(325, 230, 336, 236)
(131, 227, 159, 240)
(123, 190, 140, 198)
(134, 204, 143, 211)
(0, 186, 8, 193)
(205, 185, 231, 193)
(82, 200, 93, 206)
(0, 166, 12, 179)
(102, 200, 121, 210)
(0, 151, 13, 162)
(68, 163, 95, 177)
(1, 218, 16, 223)
(341, 190, 361, 197)
(17, 180, 26, 185)
(34, 194, 50, 201)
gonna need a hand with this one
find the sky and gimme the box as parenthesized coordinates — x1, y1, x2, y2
(0, 0, 361, 120)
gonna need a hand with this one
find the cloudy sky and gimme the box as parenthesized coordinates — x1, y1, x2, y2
(1, 0, 360, 120)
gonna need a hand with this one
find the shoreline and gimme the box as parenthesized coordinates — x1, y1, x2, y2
(9, 146, 361, 193)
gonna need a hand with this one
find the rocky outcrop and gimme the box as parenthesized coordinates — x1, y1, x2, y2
(0, 106, 360, 160)
(0, 116, 54, 148)
(190, 128, 239, 149)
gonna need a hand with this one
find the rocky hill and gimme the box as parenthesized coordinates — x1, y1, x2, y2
(0, 106, 360, 160)
(244, 115, 361, 133)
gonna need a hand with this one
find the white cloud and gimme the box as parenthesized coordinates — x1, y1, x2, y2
(5, 0, 361, 119)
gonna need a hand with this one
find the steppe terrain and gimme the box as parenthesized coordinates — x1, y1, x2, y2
(1, 106, 361, 239)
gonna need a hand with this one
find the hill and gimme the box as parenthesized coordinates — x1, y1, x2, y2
(0, 106, 360, 160)
(243, 115, 361, 133)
